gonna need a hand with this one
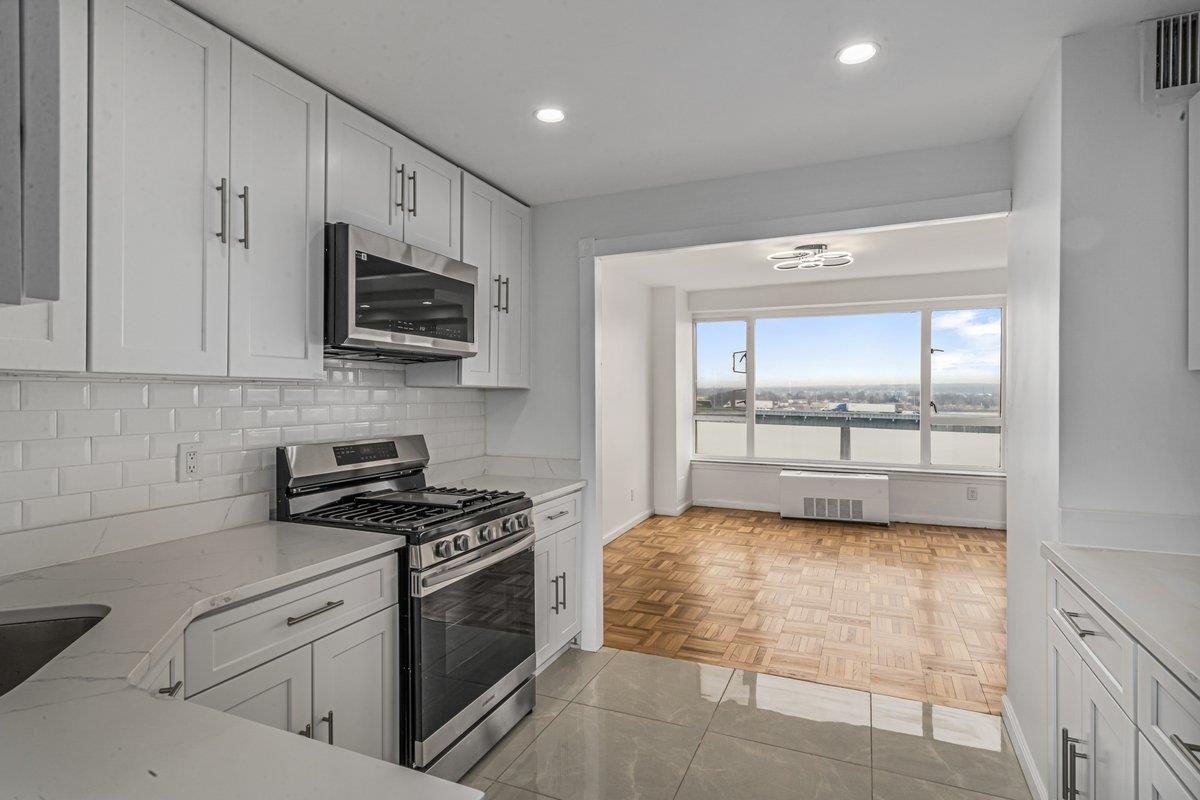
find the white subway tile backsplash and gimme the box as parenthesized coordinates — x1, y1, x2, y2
(59, 463, 122, 494)
(0, 469, 58, 501)
(23, 438, 91, 469)
(57, 410, 117, 437)
(0, 367, 485, 543)
(90, 382, 149, 409)
(91, 485, 149, 517)
(23, 493, 90, 527)
(121, 458, 175, 487)
(199, 385, 242, 407)
(149, 384, 198, 408)
(122, 408, 175, 435)
(22, 381, 89, 410)
(0, 411, 57, 440)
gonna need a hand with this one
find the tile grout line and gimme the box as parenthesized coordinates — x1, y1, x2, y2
(668, 666, 733, 800)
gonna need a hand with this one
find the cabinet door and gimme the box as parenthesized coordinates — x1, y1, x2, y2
(1048, 619, 1085, 800)
(398, 140, 460, 259)
(551, 524, 581, 649)
(326, 96, 404, 239)
(90, 0, 230, 376)
(190, 646, 313, 737)
(143, 636, 185, 699)
(1140, 735, 1195, 800)
(1080, 664, 1137, 800)
(0, 0, 86, 370)
(459, 174, 499, 385)
(496, 197, 531, 388)
(311, 606, 400, 763)
(228, 43, 325, 379)
(534, 535, 556, 665)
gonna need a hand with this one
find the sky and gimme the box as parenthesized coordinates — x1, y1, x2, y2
(695, 308, 1001, 388)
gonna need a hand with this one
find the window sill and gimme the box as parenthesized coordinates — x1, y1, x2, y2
(690, 457, 1006, 480)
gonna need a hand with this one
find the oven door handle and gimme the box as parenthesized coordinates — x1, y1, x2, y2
(412, 532, 535, 597)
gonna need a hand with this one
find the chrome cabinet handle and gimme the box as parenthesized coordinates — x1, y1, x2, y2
(395, 165, 405, 209)
(297, 722, 312, 737)
(502, 277, 511, 313)
(493, 275, 502, 311)
(286, 599, 344, 626)
(215, 178, 229, 243)
(1067, 740, 1087, 798)
(1171, 733, 1200, 770)
(546, 510, 569, 521)
(550, 575, 561, 613)
(1061, 728, 1080, 799)
(158, 680, 183, 698)
(409, 170, 417, 216)
(559, 571, 567, 611)
(237, 185, 250, 250)
(1061, 610, 1102, 638)
(320, 709, 334, 745)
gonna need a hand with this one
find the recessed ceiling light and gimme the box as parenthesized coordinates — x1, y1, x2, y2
(535, 107, 565, 123)
(836, 42, 878, 65)
(420, 300, 433, 305)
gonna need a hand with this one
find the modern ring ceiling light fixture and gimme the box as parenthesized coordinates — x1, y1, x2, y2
(768, 244, 854, 271)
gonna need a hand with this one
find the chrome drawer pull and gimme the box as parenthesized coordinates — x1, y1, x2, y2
(215, 178, 229, 244)
(1171, 733, 1200, 770)
(286, 599, 344, 626)
(158, 680, 183, 698)
(1061, 610, 1102, 638)
(546, 510, 570, 520)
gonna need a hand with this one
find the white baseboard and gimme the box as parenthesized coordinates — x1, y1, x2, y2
(891, 513, 1007, 529)
(603, 509, 652, 544)
(652, 501, 692, 516)
(692, 499, 779, 513)
(1003, 694, 1048, 800)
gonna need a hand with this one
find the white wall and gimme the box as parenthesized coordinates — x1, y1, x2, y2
(1004, 49, 1062, 800)
(486, 138, 1013, 461)
(650, 286, 693, 516)
(691, 461, 1006, 528)
(599, 271, 653, 541)
(1058, 25, 1200, 549)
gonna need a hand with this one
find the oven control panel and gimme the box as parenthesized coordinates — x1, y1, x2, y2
(412, 510, 532, 569)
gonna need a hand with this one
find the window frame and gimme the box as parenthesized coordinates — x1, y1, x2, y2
(692, 297, 1005, 473)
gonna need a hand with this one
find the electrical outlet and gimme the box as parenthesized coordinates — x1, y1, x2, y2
(966, 486, 978, 502)
(178, 442, 202, 482)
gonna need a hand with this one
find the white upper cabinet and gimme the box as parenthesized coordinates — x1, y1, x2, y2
(0, 0, 87, 371)
(398, 141, 461, 259)
(227, 42, 325, 380)
(90, 0, 231, 376)
(326, 96, 405, 241)
(497, 196, 531, 388)
(406, 175, 530, 389)
(326, 97, 461, 260)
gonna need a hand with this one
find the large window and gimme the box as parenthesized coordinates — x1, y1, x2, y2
(694, 304, 1004, 470)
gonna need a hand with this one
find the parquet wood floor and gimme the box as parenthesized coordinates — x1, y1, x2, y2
(603, 506, 1008, 714)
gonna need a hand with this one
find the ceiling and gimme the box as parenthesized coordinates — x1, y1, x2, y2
(183, 0, 1186, 205)
(601, 216, 1008, 292)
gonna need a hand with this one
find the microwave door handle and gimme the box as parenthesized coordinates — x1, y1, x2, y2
(412, 532, 534, 597)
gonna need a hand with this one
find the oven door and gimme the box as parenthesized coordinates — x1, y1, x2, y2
(328, 223, 477, 359)
(409, 532, 535, 767)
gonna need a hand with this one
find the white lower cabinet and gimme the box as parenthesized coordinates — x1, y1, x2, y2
(1048, 619, 1085, 800)
(1080, 661, 1137, 799)
(190, 603, 400, 762)
(192, 646, 314, 736)
(1142, 734, 1196, 800)
(534, 506, 582, 667)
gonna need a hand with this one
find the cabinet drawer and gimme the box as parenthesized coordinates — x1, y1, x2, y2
(1048, 565, 1138, 716)
(533, 493, 580, 540)
(1139, 650, 1200, 797)
(186, 554, 398, 694)
(1141, 733, 1198, 800)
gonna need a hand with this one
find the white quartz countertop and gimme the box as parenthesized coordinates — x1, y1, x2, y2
(449, 474, 586, 506)
(0, 522, 481, 800)
(1042, 542, 1200, 695)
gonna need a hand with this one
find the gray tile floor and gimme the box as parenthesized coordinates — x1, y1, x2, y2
(460, 647, 1033, 800)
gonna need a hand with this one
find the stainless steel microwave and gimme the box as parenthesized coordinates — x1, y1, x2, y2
(325, 223, 478, 363)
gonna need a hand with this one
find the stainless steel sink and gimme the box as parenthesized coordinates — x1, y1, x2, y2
(0, 605, 108, 697)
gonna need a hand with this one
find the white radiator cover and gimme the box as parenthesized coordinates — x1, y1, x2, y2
(779, 470, 890, 524)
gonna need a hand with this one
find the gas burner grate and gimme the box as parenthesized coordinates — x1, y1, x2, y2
(297, 487, 525, 532)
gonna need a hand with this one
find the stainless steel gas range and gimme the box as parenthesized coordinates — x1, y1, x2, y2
(276, 435, 535, 781)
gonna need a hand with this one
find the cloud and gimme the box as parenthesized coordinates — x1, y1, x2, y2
(932, 309, 1001, 339)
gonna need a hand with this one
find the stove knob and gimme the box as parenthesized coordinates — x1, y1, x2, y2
(503, 517, 519, 534)
(433, 540, 453, 559)
(516, 513, 530, 528)
(453, 534, 471, 552)
(479, 524, 497, 542)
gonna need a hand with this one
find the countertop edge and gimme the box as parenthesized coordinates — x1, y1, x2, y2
(1041, 542, 1200, 696)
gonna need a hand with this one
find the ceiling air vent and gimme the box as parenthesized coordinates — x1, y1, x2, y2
(1143, 11, 1200, 104)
